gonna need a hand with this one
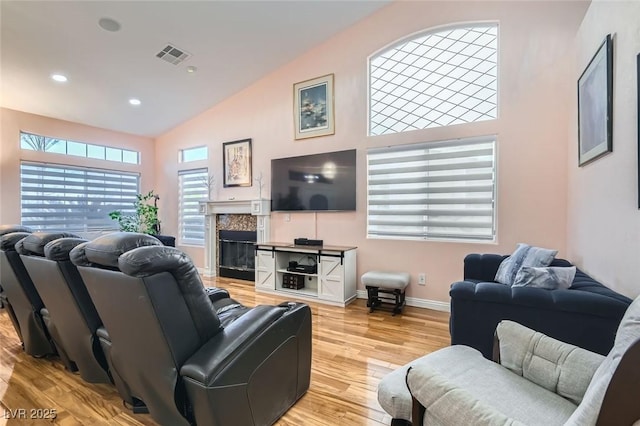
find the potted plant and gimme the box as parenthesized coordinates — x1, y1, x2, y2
(109, 190, 160, 235)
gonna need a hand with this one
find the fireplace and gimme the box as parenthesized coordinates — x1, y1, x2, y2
(199, 199, 271, 278)
(219, 230, 256, 281)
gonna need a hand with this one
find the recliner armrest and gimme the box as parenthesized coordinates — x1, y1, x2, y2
(181, 302, 311, 425)
(496, 320, 604, 404)
(181, 302, 310, 386)
(204, 286, 230, 303)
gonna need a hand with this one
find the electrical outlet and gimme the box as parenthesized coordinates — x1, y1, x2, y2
(418, 273, 426, 285)
(284, 213, 291, 222)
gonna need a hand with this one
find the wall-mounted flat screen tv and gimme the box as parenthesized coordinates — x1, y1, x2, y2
(271, 149, 356, 212)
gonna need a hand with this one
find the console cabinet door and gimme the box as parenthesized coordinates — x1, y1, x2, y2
(318, 255, 344, 302)
(255, 250, 275, 290)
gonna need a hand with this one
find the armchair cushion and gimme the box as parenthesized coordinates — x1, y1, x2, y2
(406, 346, 577, 425)
(408, 366, 526, 426)
(496, 321, 605, 404)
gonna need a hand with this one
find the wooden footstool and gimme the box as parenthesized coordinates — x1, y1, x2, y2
(361, 271, 410, 316)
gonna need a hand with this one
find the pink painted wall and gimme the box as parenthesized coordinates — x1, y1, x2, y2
(0, 108, 156, 225)
(155, 1, 588, 302)
(567, 0, 640, 298)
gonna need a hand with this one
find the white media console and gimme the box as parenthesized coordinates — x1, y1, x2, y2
(255, 242, 357, 307)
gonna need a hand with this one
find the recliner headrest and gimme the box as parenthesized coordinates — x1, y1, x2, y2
(119, 245, 195, 278)
(119, 245, 222, 342)
(45, 237, 89, 261)
(70, 232, 162, 269)
(0, 225, 32, 236)
(18, 231, 80, 257)
(0, 232, 32, 252)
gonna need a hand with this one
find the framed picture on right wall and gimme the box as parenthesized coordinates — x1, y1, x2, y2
(637, 52, 640, 208)
(577, 34, 613, 167)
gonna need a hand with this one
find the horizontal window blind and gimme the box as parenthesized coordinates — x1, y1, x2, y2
(179, 169, 208, 245)
(21, 162, 139, 231)
(367, 136, 496, 241)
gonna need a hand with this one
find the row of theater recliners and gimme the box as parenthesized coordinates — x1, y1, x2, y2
(0, 225, 312, 426)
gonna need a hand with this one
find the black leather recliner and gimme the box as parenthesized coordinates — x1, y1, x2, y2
(0, 230, 58, 357)
(0, 225, 31, 338)
(17, 232, 112, 383)
(71, 232, 312, 426)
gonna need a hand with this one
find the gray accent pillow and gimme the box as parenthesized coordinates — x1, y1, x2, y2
(512, 266, 576, 290)
(495, 243, 558, 285)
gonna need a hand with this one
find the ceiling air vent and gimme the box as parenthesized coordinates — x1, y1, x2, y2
(156, 43, 191, 65)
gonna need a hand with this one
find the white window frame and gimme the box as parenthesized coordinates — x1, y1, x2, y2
(178, 168, 208, 246)
(367, 136, 497, 242)
(20, 131, 140, 164)
(179, 146, 208, 163)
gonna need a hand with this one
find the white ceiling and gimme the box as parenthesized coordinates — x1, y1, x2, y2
(1, 1, 389, 137)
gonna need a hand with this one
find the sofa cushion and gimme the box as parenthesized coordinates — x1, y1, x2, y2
(512, 266, 576, 290)
(495, 243, 558, 285)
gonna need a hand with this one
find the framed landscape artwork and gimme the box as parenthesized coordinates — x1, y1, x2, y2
(222, 138, 252, 187)
(577, 34, 613, 167)
(294, 74, 335, 140)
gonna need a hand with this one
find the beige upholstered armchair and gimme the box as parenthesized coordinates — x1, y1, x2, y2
(405, 295, 640, 426)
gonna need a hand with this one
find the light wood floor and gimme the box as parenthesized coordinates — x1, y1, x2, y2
(0, 278, 450, 425)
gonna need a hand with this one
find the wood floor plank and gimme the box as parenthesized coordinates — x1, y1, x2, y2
(0, 278, 450, 425)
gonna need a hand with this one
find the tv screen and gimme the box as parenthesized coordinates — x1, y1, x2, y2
(271, 149, 356, 212)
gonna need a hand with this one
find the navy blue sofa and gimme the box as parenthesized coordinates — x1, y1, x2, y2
(450, 253, 632, 359)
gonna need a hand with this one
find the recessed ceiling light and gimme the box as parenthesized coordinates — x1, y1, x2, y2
(129, 98, 141, 106)
(99, 17, 121, 32)
(51, 74, 68, 82)
(186, 66, 197, 73)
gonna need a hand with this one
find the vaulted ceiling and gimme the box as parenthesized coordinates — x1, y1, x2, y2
(1, 1, 389, 137)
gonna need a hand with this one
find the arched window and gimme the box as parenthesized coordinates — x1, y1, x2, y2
(368, 23, 498, 136)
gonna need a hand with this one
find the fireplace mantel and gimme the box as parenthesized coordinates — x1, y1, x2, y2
(199, 199, 270, 277)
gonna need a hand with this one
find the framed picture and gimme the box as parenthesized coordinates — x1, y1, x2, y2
(637, 52, 640, 208)
(222, 138, 252, 187)
(294, 74, 335, 140)
(578, 34, 613, 167)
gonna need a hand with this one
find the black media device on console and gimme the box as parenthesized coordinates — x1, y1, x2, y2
(286, 263, 317, 274)
(294, 238, 323, 246)
(282, 273, 305, 289)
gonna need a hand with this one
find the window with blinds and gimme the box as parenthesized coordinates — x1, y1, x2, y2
(178, 169, 208, 245)
(20, 162, 139, 232)
(367, 136, 496, 241)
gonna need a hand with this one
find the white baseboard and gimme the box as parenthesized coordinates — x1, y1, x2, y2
(356, 290, 450, 313)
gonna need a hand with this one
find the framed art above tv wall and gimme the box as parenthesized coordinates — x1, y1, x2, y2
(271, 149, 356, 212)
